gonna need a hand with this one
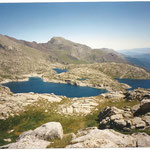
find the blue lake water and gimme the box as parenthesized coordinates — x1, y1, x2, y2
(117, 79, 150, 90)
(53, 68, 68, 74)
(2, 77, 107, 98)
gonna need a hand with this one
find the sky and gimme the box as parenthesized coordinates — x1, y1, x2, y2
(0, 2, 150, 50)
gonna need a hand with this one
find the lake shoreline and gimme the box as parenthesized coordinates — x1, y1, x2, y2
(0, 74, 114, 92)
(2, 77, 107, 98)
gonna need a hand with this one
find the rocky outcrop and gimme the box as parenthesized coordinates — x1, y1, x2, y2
(58, 97, 101, 116)
(98, 104, 150, 131)
(125, 88, 150, 101)
(66, 127, 150, 148)
(66, 127, 137, 148)
(101, 91, 125, 99)
(0, 86, 63, 119)
(0, 122, 63, 149)
(98, 106, 132, 130)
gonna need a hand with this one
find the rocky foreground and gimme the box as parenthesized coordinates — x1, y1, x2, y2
(1, 122, 150, 148)
(0, 86, 150, 148)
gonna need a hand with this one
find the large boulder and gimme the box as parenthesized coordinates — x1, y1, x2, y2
(34, 122, 63, 140)
(0, 122, 63, 149)
(66, 127, 136, 148)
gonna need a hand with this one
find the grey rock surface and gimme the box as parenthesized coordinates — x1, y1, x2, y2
(66, 127, 136, 148)
(0, 122, 63, 149)
(132, 132, 150, 147)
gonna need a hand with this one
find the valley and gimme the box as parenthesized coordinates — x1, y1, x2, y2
(0, 33, 150, 148)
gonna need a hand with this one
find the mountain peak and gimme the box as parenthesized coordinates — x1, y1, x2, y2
(48, 37, 69, 45)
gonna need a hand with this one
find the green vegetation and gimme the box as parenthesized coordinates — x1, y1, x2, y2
(0, 97, 140, 146)
(47, 134, 72, 148)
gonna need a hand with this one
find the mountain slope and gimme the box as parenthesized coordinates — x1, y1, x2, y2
(0, 34, 51, 80)
(6, 35, 128, 64)
(0, 34, 150, 82)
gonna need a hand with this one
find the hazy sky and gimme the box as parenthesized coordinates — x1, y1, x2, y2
(0, 2, 150, 50)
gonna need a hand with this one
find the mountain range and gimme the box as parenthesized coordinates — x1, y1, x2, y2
(0, 33, 149, 81)
(119, 48, 150, 71)
(5, 35, 127, 64)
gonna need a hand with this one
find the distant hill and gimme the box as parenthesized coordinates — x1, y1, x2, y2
(119, 48, 150, 71)
(120, 48, 150, 55)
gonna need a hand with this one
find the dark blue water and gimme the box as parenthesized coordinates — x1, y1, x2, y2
(117, 79, 150, 90)
(53, 68, 68, 74)
(2, 77, 107, 97)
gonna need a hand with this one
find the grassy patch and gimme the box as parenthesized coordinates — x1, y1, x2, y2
(0, 98, 85, 146)
(0, 97, 140, 147)
(47, 134, 72, 148)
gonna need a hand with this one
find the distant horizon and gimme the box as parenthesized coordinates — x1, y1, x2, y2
(0, 2, 150, 50)
(1, 32, 150, 51)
